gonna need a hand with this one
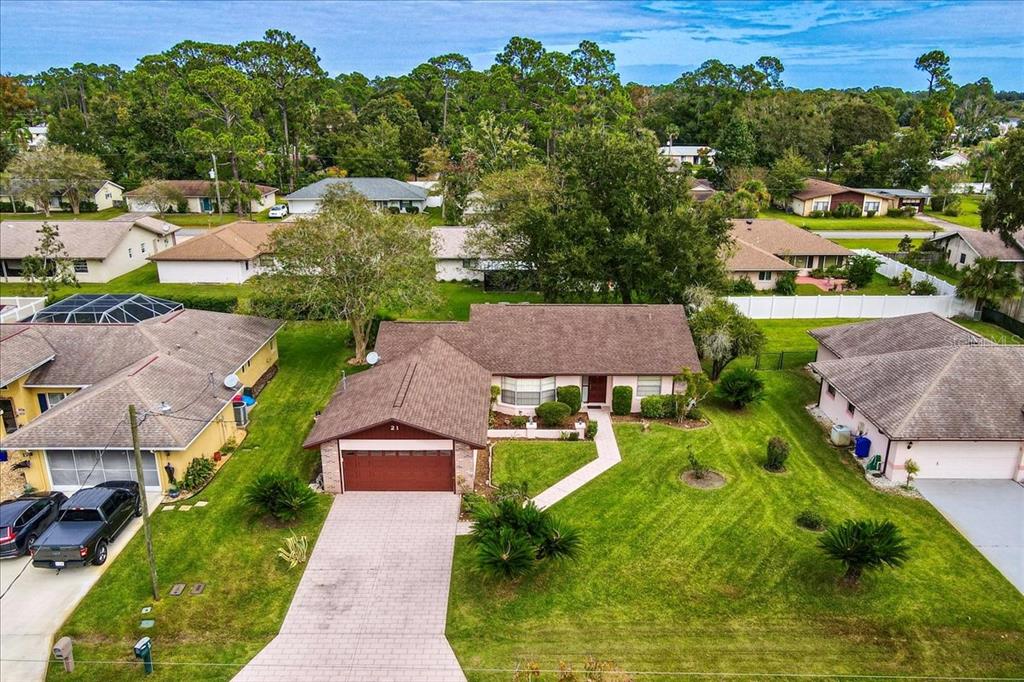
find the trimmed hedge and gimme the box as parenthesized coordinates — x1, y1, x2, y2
(611, 385, 632, 416)
(535, 401, 571, 428)
(640, 394, 677, 419)
(556, 385, 582, 414)
(167, 292, 238, 313)
(585, 419, 598, 440)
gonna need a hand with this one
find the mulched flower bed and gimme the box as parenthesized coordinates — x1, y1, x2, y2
(612, 414, 710, 430)
(490, 411, 586, 429)
(680, 469, 727, 489)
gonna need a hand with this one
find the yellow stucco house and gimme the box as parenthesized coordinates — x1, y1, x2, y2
(0, 294, 281, 494)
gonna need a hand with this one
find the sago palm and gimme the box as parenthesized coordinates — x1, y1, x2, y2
(818, 519, 910, 587)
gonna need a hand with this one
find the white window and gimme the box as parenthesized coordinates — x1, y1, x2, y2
(865, 201, 880, 213)
(812, 200, 830, 212)
(44, 392, 69, 410)
(959, 253, 966, 264)
(805, 256, 814, 268)
(140, 242, 146, 253)
(636, 376, 662, 397)
(500, 376, 556, 406)
(758, 271, 772, 281)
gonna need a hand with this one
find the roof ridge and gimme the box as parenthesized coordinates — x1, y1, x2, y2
(892, 346, 964, 436)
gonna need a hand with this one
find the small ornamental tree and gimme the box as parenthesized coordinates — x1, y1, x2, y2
(819, 519, 910, 587)
(689, 299, 766, 379)
(20, 222, 79, 297)
(775, 271, 797, 295)
(904, 459, 920, 488)
(844, 254, 881, 289)
(673, 368, 713, 422)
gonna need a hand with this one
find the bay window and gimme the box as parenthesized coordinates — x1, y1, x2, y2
(500, 376, 556, 406)
(636, 376, 662, 397)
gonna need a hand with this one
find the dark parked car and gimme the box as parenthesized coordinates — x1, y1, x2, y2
(31, 481, 141, 569)
(0, 491, 68, 558)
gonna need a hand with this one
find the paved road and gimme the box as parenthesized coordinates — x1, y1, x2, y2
(916, 479, 1023, 594)
(0, 492, 162, 682)
(235, 493, 465, 682)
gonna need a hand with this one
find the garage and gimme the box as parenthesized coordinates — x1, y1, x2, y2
(342, 450, 454, 491)
(900, 441, 1021, 480)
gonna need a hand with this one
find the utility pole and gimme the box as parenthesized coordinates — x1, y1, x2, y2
(129, 404, 160, 601)
(210, 153, 224, 216)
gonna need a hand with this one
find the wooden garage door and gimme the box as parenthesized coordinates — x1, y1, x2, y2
(342, 450, 454, 491)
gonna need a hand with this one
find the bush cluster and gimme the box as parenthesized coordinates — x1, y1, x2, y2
(243, 472, 318, 523)
(832, 202, 862, 218)
(611, 385, 632, 416)
(510, 415, 528, 428)
(639, 394, 677, 419)
(466, 497, 582, 580)
(536, 400, 571, 428)
(715, 367, 765, 408)
(729, 277, 757, 295)
(774, 271, 797, 296)
(585, 419, 598, 440)
(181, 456, 215, 491)
(765, 436, 790, 472)
(795, 509, 826, 531)
(168, 292, 238, 313)
(556, 385, 582, 414)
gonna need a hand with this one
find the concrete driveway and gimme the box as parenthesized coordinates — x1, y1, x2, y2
(0, 492, 161, 682)
(235, 492, 464, 682)
(916, 480, 1024, 593)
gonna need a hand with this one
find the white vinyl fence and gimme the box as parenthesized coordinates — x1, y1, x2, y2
(859, 249, 958, 296)
(0, 296, 47, 323)
(726, 295, 973, 319)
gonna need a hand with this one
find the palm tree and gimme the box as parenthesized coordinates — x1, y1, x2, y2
(956, 257, 1023, 312)
(819, 519, 910, 587)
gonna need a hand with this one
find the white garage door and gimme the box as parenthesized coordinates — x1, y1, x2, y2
(912, 443, 1019, 479)
(46, 449, 161, 491)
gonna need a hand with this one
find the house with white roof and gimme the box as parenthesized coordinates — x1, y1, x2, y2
(284, 177, 429, 215)
(658, 144, 716, 170)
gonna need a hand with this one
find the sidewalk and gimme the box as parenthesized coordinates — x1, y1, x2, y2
(913, 213, 968, 233)
(532, 408, 621, 509)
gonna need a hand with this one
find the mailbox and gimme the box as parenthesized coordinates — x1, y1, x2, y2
(134, 636, 154, 674)
(53, 636, 74, 673)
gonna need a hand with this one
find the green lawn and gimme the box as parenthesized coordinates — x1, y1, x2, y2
(401, 282, 543, 321)
(0, 207, 128, 221)
(447, 371, 1024, 680)
(759, 207, 925, 231)
(952, 317, 1024, 344)
(830, 238, 924, 251)
(788, 273, 903, 296)
(754, 318, 858, 352)
(491, 441, 598, 495)
(46, 322, 351, 681)
(924, 196, 982, 228)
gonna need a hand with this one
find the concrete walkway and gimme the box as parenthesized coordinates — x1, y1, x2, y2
(234, 493, 465, 682)
(812, 229, 938, 240)
(913, 213, 967, 233)
(532, 408, 622, 509)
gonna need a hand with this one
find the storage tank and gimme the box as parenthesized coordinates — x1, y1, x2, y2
(854, 435, 871, 458)
(830, 424, 852, 446)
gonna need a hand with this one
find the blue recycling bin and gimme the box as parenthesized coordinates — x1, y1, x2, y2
(854, 436, 871, 459)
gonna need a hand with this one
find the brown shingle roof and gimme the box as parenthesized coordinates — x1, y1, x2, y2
(726, 239, 799, 272)
(124, 180, 277, 198)
(149, 221, 279, 261)
(791, 178, 849, 200)
(933, 228, 1024, 262)
(0, 215, 180, 259)
(375, 304, 701, 375)
(304, 337, 490, 449)
(809, 313, 990, 359)
(729, 219, 853, 258)
(0, 309, 282, 450)
(811, 345, 1024, 440)
(0, 327, 55, 387)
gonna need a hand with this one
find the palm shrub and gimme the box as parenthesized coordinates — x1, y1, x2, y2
(468, 498, 582, 580)
(764, 436, 790, 472)
(611, 385, 632, 415)
(535, 401, 571, 427)
(715, 367, 765, 408)
(181, 456, 216, 491)
(556, 385, 582, 414)
(244, 472, 318, 523)
(818, 519, 910, 587)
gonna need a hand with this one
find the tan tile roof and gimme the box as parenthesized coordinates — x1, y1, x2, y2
(934, 228, 1024, 262)
(811, 345, 1024, 440)
(730, 219, 853, 258)
(124, 180, 277, 198)
(304, 336, 490, 449)
(809, 313, 990, 359)
(375, 303, 700, 375)
(0, 309, 282, 450)
(0, 327, 55, 387)
(149, 221, 279, 261)
(0, 215, 180, 259)
(726, 239, 798, 272)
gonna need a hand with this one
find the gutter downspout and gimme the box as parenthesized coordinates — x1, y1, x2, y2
(881, 438, 893, 479)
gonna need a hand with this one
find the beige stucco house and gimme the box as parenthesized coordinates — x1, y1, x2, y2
(931, 228, 1024, 278)
(726, 218, 853, 289)
(809, 314, 1023, 483)
(790, 178, 893, 217)
(1, 178, 124, 212)
(149, 221, 278, 284)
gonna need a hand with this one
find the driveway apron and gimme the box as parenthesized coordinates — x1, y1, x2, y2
(234, 492, 465, 682)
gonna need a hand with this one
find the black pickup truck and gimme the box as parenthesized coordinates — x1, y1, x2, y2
(31, 481, 142, 569)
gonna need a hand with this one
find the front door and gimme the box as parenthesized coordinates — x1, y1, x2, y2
(0, 398, 17, 433)
(583, 375, 608, 404)
(200, 197, 213, 213)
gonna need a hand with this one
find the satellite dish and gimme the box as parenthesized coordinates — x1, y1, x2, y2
(223, 374, 240, 389)
(366, 351, 380, 366)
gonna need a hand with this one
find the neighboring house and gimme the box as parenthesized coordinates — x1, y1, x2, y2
(27, 124, 48, 150)
(124, 180, 278, 214)
(727, 219, 853, 287)
(930, 228, 1024, 277)
(284, 177, 428, 215)
(689, 178, 717, 203)
(658, 144, 716, 170)
(306, 304, 700, 493)
(1, 177, 125, 212)
(789, 178, 893, 217)
(808, 314, 1022, 483)
(149, 221, 278, 284)
(857, 188, 931, 213)
(919, 182, 991, 196)
(432, 226, 484, 282)
(0, 295, 282, 493)
(407, 179, 444, 208)
(929, 152, 970, 170)
(0, 214, 180, 283)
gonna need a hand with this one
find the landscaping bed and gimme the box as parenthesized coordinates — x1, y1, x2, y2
(611, 413, 709, 430)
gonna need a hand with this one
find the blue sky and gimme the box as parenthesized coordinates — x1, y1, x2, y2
(1, 0, 1022, 89)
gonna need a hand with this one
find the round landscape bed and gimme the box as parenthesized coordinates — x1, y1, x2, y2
(680, 469, 727, 490)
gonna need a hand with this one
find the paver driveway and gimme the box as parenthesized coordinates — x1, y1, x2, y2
(234, 492, 465, 682)
(916, 479, 1024, 594)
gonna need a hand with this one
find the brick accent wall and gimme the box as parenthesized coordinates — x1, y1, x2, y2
(454, 442, 476, 493)
(320, 440, 342, 493)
